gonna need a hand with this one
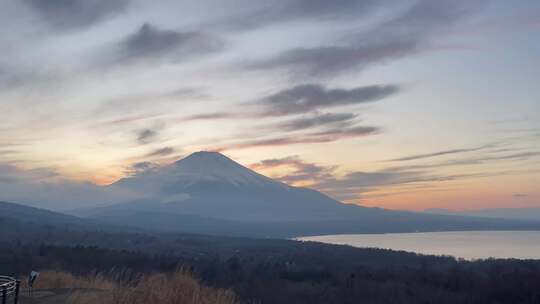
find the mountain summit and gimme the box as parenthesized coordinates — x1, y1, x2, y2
(104, 151, 353, 221)
(169, 151, 282, 187)
(113, 151, 286, 194)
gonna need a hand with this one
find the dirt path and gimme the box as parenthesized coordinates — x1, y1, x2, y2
(18, 288, 109, 304)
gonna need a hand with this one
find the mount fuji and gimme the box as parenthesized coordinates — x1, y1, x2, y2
(72, 152, 540, 237)
(85, 151, 362, 221)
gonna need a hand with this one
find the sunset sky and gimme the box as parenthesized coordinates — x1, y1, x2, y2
(0, 0, 539, 211)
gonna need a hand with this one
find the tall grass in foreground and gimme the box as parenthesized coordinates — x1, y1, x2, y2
(27, 270, 238, 304)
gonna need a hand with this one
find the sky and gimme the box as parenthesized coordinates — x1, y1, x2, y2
(0, 0, 539, 211)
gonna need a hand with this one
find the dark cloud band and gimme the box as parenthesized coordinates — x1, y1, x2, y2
(110, 23, 226, 66)
(260, 84, 400, 115)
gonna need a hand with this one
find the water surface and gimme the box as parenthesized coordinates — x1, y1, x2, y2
(300, 231, 540, 260)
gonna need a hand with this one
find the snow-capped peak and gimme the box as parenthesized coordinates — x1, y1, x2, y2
(166, 151, 281, 187)
(114, 151, 286, 191)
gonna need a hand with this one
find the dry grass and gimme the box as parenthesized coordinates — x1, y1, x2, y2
(22, 270, 116, 290)
(82, 271, 237, 304)
(26, 270, 238, 304)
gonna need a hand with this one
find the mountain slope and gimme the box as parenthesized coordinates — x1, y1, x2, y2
(0, 201, 84, 226)
(71, 207, 540, 238)
(0, 201, 141, 236)
(1, 201, 98, 243)
(114, 151, 285, 190)
(68, 151, 540, 237)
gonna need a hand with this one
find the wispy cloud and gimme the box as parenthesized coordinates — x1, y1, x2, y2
(0, 162, 136, 210)
(249, 147, 540, 203)
(136, 128, 158, 145)
(0, 63, 62, 91)
(386, 144, 495, 162)
(216, 0, 383, 31)
(107, 23, 226, 66)
(22, 0, 130, 30)
(124, 161, 158, 176)
(177, 84, 394, 148)
(215, 126, 379, 151)
(145, 146, 176, 157)
(259, 84, 399, 115)
(513, 193, 529, 198)
(182, 83, 398, 123)
(0, 150, 19, 156)
(443, 151, 540, 166)
(249, 155, 479, 202)
(180, 112, 263, 122)
(275, 113, 358, 131)
(246, 0, 483, 77)
(95, 113, 166, 128)
(250, 155, 335, 185)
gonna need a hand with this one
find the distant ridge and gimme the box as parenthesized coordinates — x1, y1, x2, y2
(0, 201, 82, 225)
(425, 207, 540, 221)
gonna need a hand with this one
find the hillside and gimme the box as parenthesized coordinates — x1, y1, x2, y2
(0, 201, 82, 225)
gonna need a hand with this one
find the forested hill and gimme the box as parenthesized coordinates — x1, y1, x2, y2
(3, 217, 540, 304)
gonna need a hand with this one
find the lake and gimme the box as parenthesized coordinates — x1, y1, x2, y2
(299, 231, 540, 260)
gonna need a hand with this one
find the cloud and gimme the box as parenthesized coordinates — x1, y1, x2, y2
(180, 83, 397, 126)
(250, 154, 485, 202)
(23, 0, 130, 30)
(131, 161, 156, 171)
(250, 156, 336, 185)
(0, 164, 58, 183)
(136, 128, 158, 145)
(0, 63, 61, 91)
(96, 113, 166, 128)
(350, 150, 540, 199)
(247, 43, 417, 78)
(215, 125, 379, 151)
(318, 170, 423, 191)
(95, 88, 208, 121)
(382, 144, 540, 166)
(275, 113, 357, 131)
(487, 151, 540, 161)
(124, 161, 158, 176)
(386, 145, 493, 162)
(250, 147, 540, 203)
(181, 112, 262, 122)
(314, 168, 490, 202)
(246, 0, 482, 77)
(0, 66, 29, 89)
(0, 150, 19, 158)
(0, 163, 136, 210)
(260, 84, 399, 115)
(378, 149, 540, 173)
(443, 151, 540, 166)
(250, 156, 301, 170)
(218, 0, 383, 30)
(310, 126, 380, 138)
(145, 147, 176, 157)
(110, 23, 225, 65)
